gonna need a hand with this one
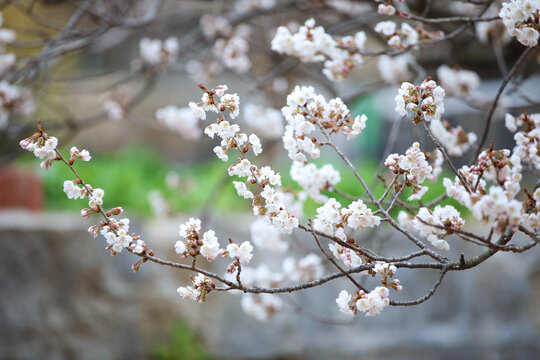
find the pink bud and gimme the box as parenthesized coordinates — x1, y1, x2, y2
(110, 207, 124, 215)
(19, 138, 32, 150)
(81, 208, 90, 218)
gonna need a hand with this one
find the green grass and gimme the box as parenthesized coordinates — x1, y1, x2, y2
(151, 322, 211, 360)
(17, 145, 464, 219)
(17, 146, 246, 216)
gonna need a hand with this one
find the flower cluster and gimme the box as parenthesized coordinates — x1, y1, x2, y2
(290, 161, 340, 203)
(0, 81, 35, 130)
(138, 37, 179, 67)
(394, 78, 445, 123)
(385, 142, 433, 201)
(223, 264, 284, 320)
(328, 243, 363, 268)
(0, 14, 16, 78)
(282, 85, 367, 162)
(327, 0, 372, 15)
(429, 149, 443, 182)
(443, 148, 527, 233)
(177, 274, 216, 303)
(505, 112, 540, 169)
(243, 104, 284, 139)
(189, 84, 239, 121)
(336, 287, 390, 317)
(313, 198, 381, 238)
(250, 218, 288, 253)
(377, 54, 412, 84)
(429, 119, 477, 157)
(156, 106, 201, 139)
(437, 65, 480, 99)
(499, 0, 540, 47)
(472, 186, 523, 233)
(191, 84, 300, 235)
(200, 14, 232, 40)
(283, 253, 324, 282)
(213, 29, 251, 74)
(101, 85, 129, 121)
(234, 0, 276, 12)
(241, 294, 283, 321)
(175, 218, 225, 262)
(271, 18, 366, 81)
(374, 21, 419, 49)
(227, 241, 254, 265)
(336, 261, 402, 317)
(399, 205, 465, 251)
(378, 3, 396, 15)
(20, 131, 59, 170)
(99, 217, 134, 253)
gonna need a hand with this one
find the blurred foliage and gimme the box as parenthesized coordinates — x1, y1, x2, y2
(17, 145, 466, 218)
(151, 322, 211, 360)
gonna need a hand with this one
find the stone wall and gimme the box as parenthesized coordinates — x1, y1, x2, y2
(1, 210, 539, 359)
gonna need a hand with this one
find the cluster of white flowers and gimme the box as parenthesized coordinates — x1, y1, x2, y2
(88, 188, 105, 209)
(474, 149, 523, 196)
(213, 31, 251, 74)
(99, 218, 134, 253)
(472, 186, 523, 233)
(336, 287, 391, 317)
(436, 65, 480, 99)
(0, 81, 35, 130)
(327, 0, 372, 15)
(0, 14, 15, 77)
(175, 217, 226, 262)
(290, 161, 340, 203)
(192, 84, 300, 235)
(177, 273, 216, 303)
(283, 253, 324, 282)
(234, 0, 276, 12)
(101, 85, 128, 121)
(374, 21, 419, 49)
(443, 148, 528, 233)
(499, 0, 540, 47)
(271, 18, 366, 81)
(399, 205, 464, 251)
(385, 142, 433, 201)
(148, 190, 170, 218)
(241, 294, 283, 321)
(505, 112, 540, 169)
(227, 241, 254, 265)
(443, 166, 485, 208)
(138, 37, 179, 67)
(63, 180, 86, 200)
(429, 149, 443, 182)
(395, 78, 445, 123)
(258, 185, 300, 234)
(378, 3, 396, 15)
(189, 84, 239, 121)
(250, 218, 288, 253)
(19, 134, 58, 170)
(200, 14, 232, 40)
(314, 198, 381, 238)
(282, 85, 367, 162)
(377, 54, 412, 84)
(328, 243, 363, 268)
(70, 146, 91, 162)
(156, 106, 201, 139)
(473, 4, 512, 44)
(243, 104, 284, 139)
(429, 119, 477, 157)
(223, 264, 284, 321)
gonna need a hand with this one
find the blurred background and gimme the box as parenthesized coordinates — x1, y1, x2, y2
(1, 0, 539, 359)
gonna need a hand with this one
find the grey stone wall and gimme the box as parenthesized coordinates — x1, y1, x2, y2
(1, 211, 539, 359)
